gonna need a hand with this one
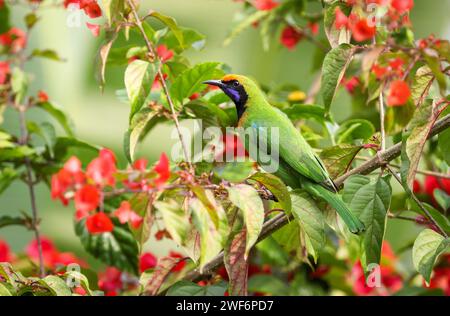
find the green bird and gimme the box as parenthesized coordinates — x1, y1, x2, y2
(203, 74, 365, 234)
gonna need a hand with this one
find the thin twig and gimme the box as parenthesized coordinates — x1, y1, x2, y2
(17, 108, 45, 278)
(386, 165, 448, 238)
(379, 85, 386, 151)
(126, 0, 193, 173)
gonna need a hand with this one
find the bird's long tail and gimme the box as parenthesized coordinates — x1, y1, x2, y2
(303, 181, 365, 234)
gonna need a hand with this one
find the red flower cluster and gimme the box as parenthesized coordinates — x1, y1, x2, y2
(0, 239, 13, 262)
(280, 26, 303, 50)
(342, 76, 360, 94)
(26, 236, 87, 270)
(0, 27, 27, 53)
(349, 242, 403, 296)
(414, 175, 450, 205)
(334, 9, 376, 42)
(253, 0, 279, 11)
(97, 267, 123, 296)
(429, 254, 450, 296)
(51, 150, 171, 235)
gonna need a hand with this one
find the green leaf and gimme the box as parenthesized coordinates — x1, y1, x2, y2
(184, 100, 233, 128)
(0, 168, 18, 195)
(249, 172, 291, 212)
(64, 271, 95, 296)
(31, 49, 64, 61)
(170, 62, 224, 106)
(411, 66, 434, 106)
(128, 193, 153, 248)
(37, 102, 75, 137)
(283, 104, 325, 123)
(223, 10, 270, 46)
(53, 137, 100, 161)
(336, 119, 375, 144)
(438, 111, 450, 165)
(102, 0, 124, 25)
(148, 11, 184, 48)
(256, 236, 289, 266)
(0, 263, 27, 290)
(166, 280, 227, 296)
(24, 13, 39, 29)
(272, 221, 301, 252)
(124, 108, 163, 162)
(164, 27, 205, 53)
(423, 53, 446, 96)
(98, 26, 120, 87)
(154, 199, 190, 247)
(0, 282, 15, 296)
(11, 67, 28, 104)
(189, 196, 225, 271)
(38, 275, 72, 296)
(0, 215, 25, 228)
(434, 189, 450, 212)
(319, 144, 362, 179)
(124, 60, 159, 120)
(290, 190, 326, 263)
(343, 175, 392, 267)
(227, 184, 264, 258)
(75, 219, 139, 275)
(0, 5, 10, 33)
(412, 229, 450, 283)
(28, 121, 57, 158)
(0, 146, 35, 162)
(324, 2, 351, 48)
(213, 162, 254, 183)
(401, 100, 440, 190)
(321, 44, 355, 114)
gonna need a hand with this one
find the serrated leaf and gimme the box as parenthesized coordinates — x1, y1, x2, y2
(320, 144, 362, 179)
(423, 53, 446, 96)
(290, 190, 326, 263)
(411, 66, 434, 106)
(170, 62, 224, 106)
(124, 60, 159, 120)
(249, 172, 291, 212)
(227, 184, 264, 258)
(75, 219, 139, 274)
(412, 229, 449, 283)
(343, 175, 392, 267)
(154, 199, 190, 247)
(321, 44, 355, 114)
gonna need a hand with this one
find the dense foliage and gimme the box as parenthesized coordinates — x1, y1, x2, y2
(0, 0, 449, 296)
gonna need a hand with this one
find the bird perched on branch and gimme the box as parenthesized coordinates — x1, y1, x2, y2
(203, 74, 365, 234)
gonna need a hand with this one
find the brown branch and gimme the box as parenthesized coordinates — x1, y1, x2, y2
(126, 0, 193, 173)
(156, 113, 450, 291)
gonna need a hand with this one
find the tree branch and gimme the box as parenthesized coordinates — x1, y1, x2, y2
(162, 113, 450, 289)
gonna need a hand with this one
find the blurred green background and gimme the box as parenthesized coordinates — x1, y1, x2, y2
(1, 0, 449, 271)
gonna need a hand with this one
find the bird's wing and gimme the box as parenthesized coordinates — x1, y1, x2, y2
(263, 107, 331, 184)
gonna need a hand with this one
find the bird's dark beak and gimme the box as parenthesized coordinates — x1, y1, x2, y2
(202, 80, 224, 88)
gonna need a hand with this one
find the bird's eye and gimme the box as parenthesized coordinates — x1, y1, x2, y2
(232, 81, 240, 87)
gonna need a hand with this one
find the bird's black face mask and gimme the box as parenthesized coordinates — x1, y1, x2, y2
(203, 79, 248, 119)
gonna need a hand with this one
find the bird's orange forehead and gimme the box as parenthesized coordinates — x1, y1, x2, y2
(221, 74, 239, 82)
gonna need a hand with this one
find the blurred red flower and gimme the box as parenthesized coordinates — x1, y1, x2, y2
(387, 80, 410, 106)
(98, 267, 123, 296)
(0, 27, 27, 53)
(80, 0, 102, 18)
(156, 44, 174, 63)
(140, 252, 158, 273)
(253, 0, 279, 11)
(0, 61, 9, 85)
(350, 18, 376, 42)
(334, 7, 348, 30)
(169, 251, 186, 272)
(86, 22, 100, 37)
(37, 90, 49, 103)
(75, 185, 100, 213)
(391, 0, 414, 14)
(87, 148, 117, 186)
(114, 201, 143, 229)
(371, 64, 388, 80)
(86, 212, 114, 234)
(280, 26, 303, 50)
(154, 153, 170, 187)
(0, 240, 12, 262)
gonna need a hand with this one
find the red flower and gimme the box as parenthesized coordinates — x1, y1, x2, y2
(86, 22, 100, 37)
(429, 266, 450, 296)
(154, 153, 170, 187)
(86, 212, 114, 234)
(87, 148, 117, 187)
(253, 0, 279, 11)
(334, 7, 348, 30)
(64, 0, 80, 8)
(0, 27, 27, 53)
(343, 76, 360, 94)
(169, 251, 186, 272)
(391, 0, 414, 14)
(51, 169, 73, 205)
(64, 156, 82, 174)
(139, 252, 158, 273)
(308, 22, 319, 36)
(280, 26, 303, 50)
(114, 201, 143, 229)
(80, 0, 102, 18)
(387, 80, 411, 106)
(133, 158, 148, 172)
(424, 175, 446, 199)
(441, 178, 450, 195)
(0, 240, 12, 262)
(26, 236, 57, 267)
(371, 64, 388, 79)
(75, 185, 100, 213)
(389, 57, 404, 71)
(156, 44, 174, 63)
(155, 229, 170, 241)
(350, 18, 376, 42)
(216, 133, 248, 161)
(0, 61, 10, 85)
(98, 267, 123, 295)
(413, 179, 422, 194)
(37, 90, 49, 103)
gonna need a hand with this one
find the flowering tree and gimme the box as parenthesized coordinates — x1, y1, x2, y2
(0, 0, 449, 296)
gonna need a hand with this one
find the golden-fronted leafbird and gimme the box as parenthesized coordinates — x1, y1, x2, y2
(203, 74, 365, 234)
